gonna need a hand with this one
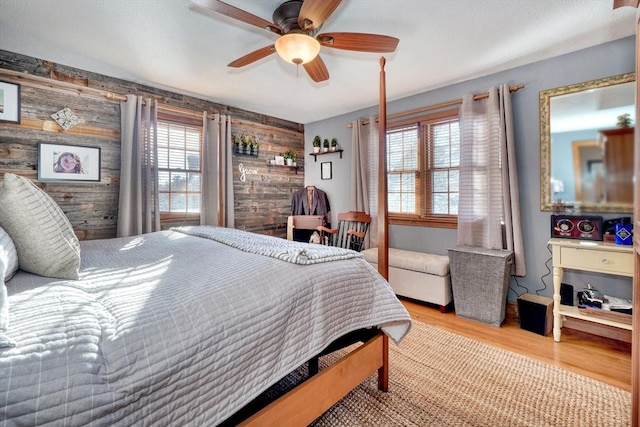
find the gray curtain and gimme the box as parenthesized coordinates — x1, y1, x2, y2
(117, 95, 160, 237)
(201, 113, 234, 227)
(350, 116, 379, 249)
(350, 119, 369, 212)
(457, 85, 526, 276)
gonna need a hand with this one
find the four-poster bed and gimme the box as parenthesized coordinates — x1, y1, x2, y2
(0, 59, 405, 426)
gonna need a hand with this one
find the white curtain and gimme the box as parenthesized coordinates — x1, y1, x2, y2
(201, 112, 234, 227)
(117, 95, 160, 237)
(457, 85, 526, 276)
(350, 116, 379, 249)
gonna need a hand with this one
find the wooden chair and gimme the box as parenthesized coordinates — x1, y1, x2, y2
(317, 211, 371, 251)
(286, 215, 325, 242)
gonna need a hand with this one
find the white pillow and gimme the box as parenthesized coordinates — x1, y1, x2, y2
(0, 268, 15, 349)
(0, 226, 18, 281)
(0, 174, 80, 280)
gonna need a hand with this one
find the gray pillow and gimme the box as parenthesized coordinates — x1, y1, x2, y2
(0, 173, 80, 280)
(0, 226, 18, 281)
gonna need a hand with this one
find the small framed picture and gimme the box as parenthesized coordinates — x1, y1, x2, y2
(38, 142, 101, 182)
(0, 81, 21, 124)
(321, 161, 332, 180)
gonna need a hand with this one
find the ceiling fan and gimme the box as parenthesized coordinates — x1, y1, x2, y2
(190, 0, 399, 82)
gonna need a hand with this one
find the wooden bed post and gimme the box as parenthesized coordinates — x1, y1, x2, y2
(376, 57, 390, 392)
(377, 57, 389, 280)
(377, 333, 389, 392)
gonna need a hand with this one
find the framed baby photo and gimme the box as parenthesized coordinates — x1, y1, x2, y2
(0, 81, 21, 124)
(38, 142, 101, 182)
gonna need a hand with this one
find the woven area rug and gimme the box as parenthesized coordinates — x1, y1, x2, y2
(309, 320, 631, 427)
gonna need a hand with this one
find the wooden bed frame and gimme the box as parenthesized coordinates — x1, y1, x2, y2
(240, 332, 389, 426)
(239, 58, 392, 427)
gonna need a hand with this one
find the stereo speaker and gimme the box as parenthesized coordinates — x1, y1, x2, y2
(560, 283, 574, 306)
(517, 293, 554, 336)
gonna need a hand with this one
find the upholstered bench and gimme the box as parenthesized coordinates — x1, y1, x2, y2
(362, 247, 452, 311)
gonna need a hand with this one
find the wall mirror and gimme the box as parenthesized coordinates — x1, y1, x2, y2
(540, 72, 635, 213)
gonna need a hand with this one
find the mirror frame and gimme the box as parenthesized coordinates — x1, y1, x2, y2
(539, 72, 635, 213)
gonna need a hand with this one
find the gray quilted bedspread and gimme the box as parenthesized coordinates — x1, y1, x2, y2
(0, 227, 411, 426)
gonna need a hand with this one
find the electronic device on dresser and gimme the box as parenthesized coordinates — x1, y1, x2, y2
(602, 216, 632, 243)
(560, 283, 574, 306)
(550, 214, 603, 241)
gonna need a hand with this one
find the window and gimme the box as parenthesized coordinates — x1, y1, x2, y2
(427, 118, 460, 216)
(386, 109, 459, 228)
(156, 114, 202, 217)
(387, 125, 418, 213)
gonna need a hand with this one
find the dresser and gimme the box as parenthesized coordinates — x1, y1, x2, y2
(600, 127, 634, 204)
(548, 238, 633, 342)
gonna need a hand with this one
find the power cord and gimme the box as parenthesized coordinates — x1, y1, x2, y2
(508, 275, 529, 324)
(537, 243, 552, 296)
(508, 275, 528, 300)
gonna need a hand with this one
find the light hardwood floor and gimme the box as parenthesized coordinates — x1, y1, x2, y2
(401, 298, 632, 392)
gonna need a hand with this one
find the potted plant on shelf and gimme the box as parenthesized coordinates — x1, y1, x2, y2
(249, 138, 259, 156)
(323, 138, 330, 152)
(330, 137, 338, 151)
(617, 113, 632, 128)
(233, 136, 242, 154)
(283, 150, 296, 166)
(313, 135, 321, 153)
(241, 133, 253, 154)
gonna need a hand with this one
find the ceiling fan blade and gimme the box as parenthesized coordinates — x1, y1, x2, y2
(303, 55, 329, 82)
(317, 32, 399, 53)
(613, 0, 640, 8)
(298, 0, 342, 31)
(190, 0, 281, 34)
(228, 45, 276, 68)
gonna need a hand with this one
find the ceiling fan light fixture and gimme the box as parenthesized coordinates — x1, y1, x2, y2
(275, 33, 321, 65)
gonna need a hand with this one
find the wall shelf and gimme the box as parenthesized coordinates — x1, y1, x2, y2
(310, 149, 343, 162)
(234, 146, 259, 157)
(266, 163, 299, 174)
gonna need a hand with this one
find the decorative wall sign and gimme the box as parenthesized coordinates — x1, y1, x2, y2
(238, 163, 258, 182)
(0, 80, 21, 123)
(321, 161, 332, 180)
(51, 107, 81, 130)
(38, 142, 101, 182)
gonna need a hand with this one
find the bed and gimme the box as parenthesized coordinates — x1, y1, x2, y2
(0, 173, 411, 426)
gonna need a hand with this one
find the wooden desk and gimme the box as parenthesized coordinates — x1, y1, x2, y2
(549, 238, 633, 342)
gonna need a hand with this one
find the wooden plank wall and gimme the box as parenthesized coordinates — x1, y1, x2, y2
(0, 50, 305, 239)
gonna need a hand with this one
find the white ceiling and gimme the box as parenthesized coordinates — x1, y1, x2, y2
(0, 0, 637, 125)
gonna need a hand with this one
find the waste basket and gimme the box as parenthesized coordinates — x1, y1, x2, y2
(447, 246, 514, 326)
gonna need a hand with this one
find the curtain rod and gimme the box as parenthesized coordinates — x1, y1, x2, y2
(347, 84, 524, 128)
(0, 67, 210, 119)
(0, 67, 294, 127)
(0, 68, 305, 131)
